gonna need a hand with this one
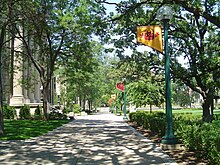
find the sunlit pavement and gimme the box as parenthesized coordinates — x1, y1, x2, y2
(0, 107, 177, 165)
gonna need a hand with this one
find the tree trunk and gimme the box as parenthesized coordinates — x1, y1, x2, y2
(42, 85, 49, 120)
(150, 104, 152, 113)
(88, 100, 91, 111)
(0, 23, 6, 135)
(0, 52, 4, 135)
(202, 88, 214, 122)
(211, 98, 214, 116)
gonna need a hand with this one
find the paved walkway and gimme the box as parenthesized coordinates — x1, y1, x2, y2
(0, 109, 177, 165)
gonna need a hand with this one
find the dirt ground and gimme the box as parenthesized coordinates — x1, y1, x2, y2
(128, 122, 209, 165)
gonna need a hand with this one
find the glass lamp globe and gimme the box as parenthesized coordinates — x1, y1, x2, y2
(156, 6, 173, 21)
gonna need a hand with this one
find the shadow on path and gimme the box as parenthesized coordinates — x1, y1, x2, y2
(0, 112, 177, 165)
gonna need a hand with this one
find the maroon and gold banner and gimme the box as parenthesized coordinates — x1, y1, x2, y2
(137, 26, 163, 53)
(116, 82, 124, 92)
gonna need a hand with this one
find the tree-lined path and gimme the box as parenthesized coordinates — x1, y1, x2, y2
(0, 109, 177, 165)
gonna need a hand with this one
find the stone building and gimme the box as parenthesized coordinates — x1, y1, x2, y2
(1, 29, 55, 114)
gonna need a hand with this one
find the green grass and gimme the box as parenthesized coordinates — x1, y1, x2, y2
(173, 108, 203, 114)
(0, 120, 70, 140)
(173, 109, 220, 114)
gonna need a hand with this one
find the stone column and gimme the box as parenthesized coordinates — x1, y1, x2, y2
(34, 78, 41, 103)
(28, 66, 36, 103)
(10, 38, 24, 106)
(23, 59, 30, 103)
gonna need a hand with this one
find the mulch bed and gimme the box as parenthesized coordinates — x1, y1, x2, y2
(127, 121, 209, 165)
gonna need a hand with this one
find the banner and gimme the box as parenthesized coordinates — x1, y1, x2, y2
(137, 26, 163, 53)
(116, 82, 124, 92)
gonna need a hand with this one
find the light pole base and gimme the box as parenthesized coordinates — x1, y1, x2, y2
(162, 136, 178, 144)
(123, 116, 128, 120)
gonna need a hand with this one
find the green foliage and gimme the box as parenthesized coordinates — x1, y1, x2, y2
(213, 114, 220, 120)
(127, 77, 164, 108)
(73, 104, 81, 114)
(172, 83, 200, 107)
(34, 106, 42, 120)
(3, 105, 16, 119)
(103, 0, 220, 121)
(175, 122, 220, 164)
(19, 105, 31, 120)
(0, 120, 70, 140)
(62, 107, 71, 114)
(48, 112, 67, 120)
(129, 111, 220, 164)
(129, 111, 165, 135)
(48, 109, 67, 120)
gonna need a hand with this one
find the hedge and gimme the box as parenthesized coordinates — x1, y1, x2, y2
(129, 111, 220, 164)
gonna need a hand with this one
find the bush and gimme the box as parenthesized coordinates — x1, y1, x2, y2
(34, 106, 42, 120)
(48, 111, 67, 120)
(19, 105, 31, 119)
(73, 104, 81, 114)
(48, 107, 67, 120)
(3, 104, 16, 119)
(213, 114, 220, 120)
(129, 111, 220, 164)
(129, 111, 165, 134)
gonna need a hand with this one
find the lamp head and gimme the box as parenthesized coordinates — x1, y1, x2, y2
(156, 6, 173, 21)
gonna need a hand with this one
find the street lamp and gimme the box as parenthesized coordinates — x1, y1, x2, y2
(122, 78, 128, 120)
(156, 6, 177, 144)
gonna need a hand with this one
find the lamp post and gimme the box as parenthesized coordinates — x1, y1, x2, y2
(156, 6, 177, 144)
(122, 78, 128, 120)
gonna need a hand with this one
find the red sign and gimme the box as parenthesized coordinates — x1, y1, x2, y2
(116, 82, 124, 92)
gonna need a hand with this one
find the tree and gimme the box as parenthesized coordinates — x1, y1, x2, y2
(96, 0, 220, 121)
(10, 0, 71, 119)
(58, 40, 110, 111)
(97, 0, 220, 28)
(127, 78, 164, 111)
(0, 0, 15, 135)
(170, 6, 220, 121)
(9, 0, 106, 119)
(172, 82, 200, 108)
(0, 8, 7, 135)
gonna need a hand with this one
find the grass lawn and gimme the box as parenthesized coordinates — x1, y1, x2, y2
(173, 108, 220, 114)
(0, 120, 70, 140)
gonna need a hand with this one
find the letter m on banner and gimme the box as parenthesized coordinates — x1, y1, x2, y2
(137, 26, 163, 53)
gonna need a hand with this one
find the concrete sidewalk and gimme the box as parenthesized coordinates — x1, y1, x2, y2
(0, 110, 177, 165)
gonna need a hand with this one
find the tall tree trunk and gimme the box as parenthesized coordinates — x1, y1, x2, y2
(150, 104, 152, 113)
(202, 88, 214, 122)
(0, 56, 3, 135)
(83, 97, 86, 111)
(0, 23, 6, 135)
(42, 85, 49, 120)
(211, 98, 214, 116)
(0, 54, 4, 135)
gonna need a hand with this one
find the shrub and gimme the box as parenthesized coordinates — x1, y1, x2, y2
(19, 105, 31, 119)
(73, 104, 81, 114)
(34, 106, 42, 120)
(213, 114, 220, 120)
(129, 112, 136, 121)
(129, 111, 220, 164)
(3, 104, 16, 119)
(48, 111, 67, 120)
(63, 107, 71, 114)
